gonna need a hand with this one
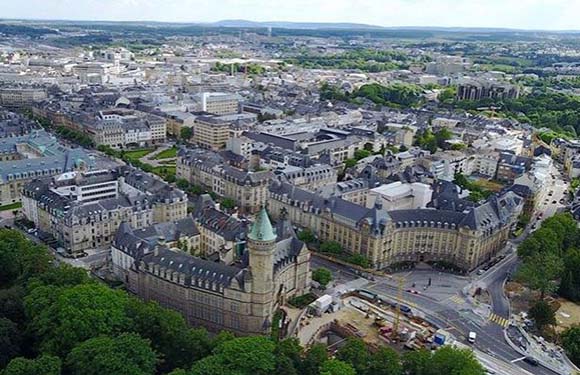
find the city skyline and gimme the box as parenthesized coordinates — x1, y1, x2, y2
(3, 0, 580, 31)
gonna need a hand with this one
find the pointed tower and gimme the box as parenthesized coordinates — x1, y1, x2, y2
(248, 208, 277, 295)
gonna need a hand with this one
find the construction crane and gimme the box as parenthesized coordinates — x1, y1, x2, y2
(391, 276, 405, 341)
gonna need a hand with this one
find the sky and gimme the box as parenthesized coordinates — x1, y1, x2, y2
(2, 0, 579, 31)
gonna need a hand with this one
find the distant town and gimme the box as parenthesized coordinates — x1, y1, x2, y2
(1, 18, 580, 375)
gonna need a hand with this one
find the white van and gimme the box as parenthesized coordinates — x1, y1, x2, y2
(468, 331, 477, 344)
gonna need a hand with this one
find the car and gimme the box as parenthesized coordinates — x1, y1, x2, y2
(552, 200, 557, 204)
(26, 228, 36, 234)
(468, 331, 477, 344)
(524, 356, 539, 366)
(406, 289, 420, 294)
(477, 269, 485, 275)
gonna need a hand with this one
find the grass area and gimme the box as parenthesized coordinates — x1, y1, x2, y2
(124, 148, 155, 162)
(154, 146, 178, 160)
(473, 179, 504, 192)
(152, 166, 176, 179)
(555, 299, 580, 333)
(0, 202, 22, 211)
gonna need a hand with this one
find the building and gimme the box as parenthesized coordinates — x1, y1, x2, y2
(496, 152, 532, 183)
(88, 108, 167, 148)
(192, 115, 231, 150)
(274, 164, 337, 191)
(22, 167, 187, 255)
(177, 148, 272, 213)
(195, 92, 240, 115)
(0, 129, 96, 206)
(0, 87, 47, 109)
(456, 79, 520, 101)
(269, 180, 522, 271)
(118, 208, 311, 335)
(367, 182, 433, 211)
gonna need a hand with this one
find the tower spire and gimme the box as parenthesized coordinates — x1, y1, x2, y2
(249, 207, 276, 242)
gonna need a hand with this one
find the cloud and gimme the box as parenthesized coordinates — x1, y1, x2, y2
(2, 0, 577, 30)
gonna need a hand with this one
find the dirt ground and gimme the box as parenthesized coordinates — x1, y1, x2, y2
(505, 281, 538, 314)
(555, 299, 580, 332)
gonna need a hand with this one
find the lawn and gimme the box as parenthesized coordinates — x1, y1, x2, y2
(124, 148, 155, 162)
(154, 147, 178, 160)
(0, 202, 22, 211)
(556, 299, 580, 333)
(474, 179, 504, 192)
(152, 166, 176, 179)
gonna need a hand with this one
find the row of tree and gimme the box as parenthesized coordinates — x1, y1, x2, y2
(515, 213, 580, 365)
(320, 82, 423, 108)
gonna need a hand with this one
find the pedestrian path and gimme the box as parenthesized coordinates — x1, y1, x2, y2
(448, 294, 465, 305)
(488, 312, 509, 327)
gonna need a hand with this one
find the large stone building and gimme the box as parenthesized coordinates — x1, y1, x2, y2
(177, 148, 272, 213)
(192, 115, 231, 150)
(0, 127, 96, 206)
(22, 166, 187, 255)
(114, 208, 311, 335)
(269, 180, 523, 271)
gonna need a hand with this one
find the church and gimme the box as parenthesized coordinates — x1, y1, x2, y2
(113, 208, 311, 335)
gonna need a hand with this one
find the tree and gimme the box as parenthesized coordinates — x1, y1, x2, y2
(24, 283, 132, 356)
(367, 347, 402, 375)
(429, 346, 485, 375)
(126, 299, 211, 373)
(297, 229, 316, 244)
(320, 241, 342, 254)
(300, 343, 328, 375)
(562, 326, 580, 366)
(319, 359, 356, 375)
(529, 300, 556, 331)
(335, 337, 370, 375)
(398, 145, 408, 152)
(180, 127, 193, 140)
(65, 333, 157, 375)
(192, 336, 276, 375)
(344, 159, 357, 168)
(176, 179, 190, 190)
(0, 318, 22, 367)
(3, 355, 61, 375)
(560, 248, 580, 301)
(312, 268, 333, 288)
(517, 252, 564, 298)
(221, 198, 236, 210)
(354, 149, 371, 160)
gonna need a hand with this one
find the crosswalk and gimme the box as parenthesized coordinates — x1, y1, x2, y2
(488, 313, 509, 327)
(448, 295, 465, 305)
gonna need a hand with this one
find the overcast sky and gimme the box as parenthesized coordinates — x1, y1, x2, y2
(3, 0, 579, 30)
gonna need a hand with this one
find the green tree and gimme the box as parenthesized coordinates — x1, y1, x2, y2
(221, 198, 236, 210)
(297, 229, 316, 244)
(354, 149, 371, 160)
(344, 159, 357, 168)
(560, 248, 580, 301)
(517, 252, 564, 298)
(191, 336, 276, 375)
(24, 283, 132, 356)
(320, 241, 342, 254)
(529, 300, 556, 331)
(66, 333, 157, 375)
(176, 179, 190, 190)
(300, 343, 328, 375)
(562, 326, 580, 366)
(335, 337, 370, 375)
(312, 268, 333, 288)
(367, 347, 402, 375)
(180, 127, 193, 140)
(320, 359, 356, 375)
(429, 346, 485, 375)
(0, 318, 22, 367)
(3, 355, 61, 375)
(126, 299, 211, 373)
